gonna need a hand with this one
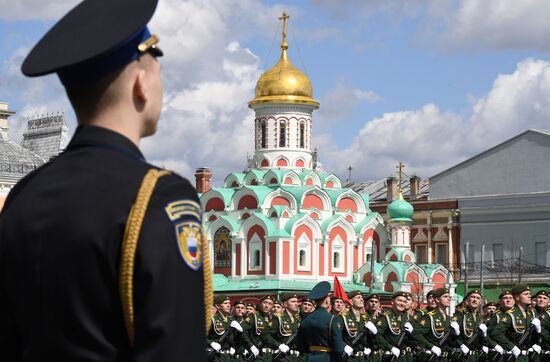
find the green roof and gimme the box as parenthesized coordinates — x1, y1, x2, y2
(354, 212, 379, 233)
(213, 274, 389, 295)
(263, 170, 287, 183)
(387, 197, 413, 221)
(215, 214, 241, 231)
(245, 169, 268, 183)
(321, 214, 342, 232)
(317, 172, 330, 183)
(224, 172, 245, 187)
(284, 212, 309, 234)
(297, 170, 315, 182)
(325, 188, 346, 205)
(239, 185, 278, 205)
(360, 194, 370, 209)
(268, 205, 288, 217)
(204, 188, 236, 207)
(281, 185, 311, 203)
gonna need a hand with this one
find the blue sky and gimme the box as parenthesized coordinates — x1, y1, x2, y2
(1, 0, 550, 184)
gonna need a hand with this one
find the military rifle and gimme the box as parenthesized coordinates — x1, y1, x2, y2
(427, 327, 453, 362)
(341, 326, 369, 361)
(207, 325, 236, 359)
(502, 324, 535, 362)
(272, 330, 300, 361)
(389, 325, 410, 362)
(450, 329, 480, 360)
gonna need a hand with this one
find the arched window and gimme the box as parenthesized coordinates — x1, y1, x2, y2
(214, 227, 231, 267)
(299, 250, 306, 266)
(249, 236, 262, 271)
(279, 122, 286, 147)
(260, 121, 267, 148)
(297, 233, 311, 271)
(332, 235, 345, 273)
(299, 123, 305, 148)
(253, 250, 261, 268)
(333, 252, 340, 269)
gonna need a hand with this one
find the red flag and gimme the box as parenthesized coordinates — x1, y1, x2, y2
(333, 276, 352, 306)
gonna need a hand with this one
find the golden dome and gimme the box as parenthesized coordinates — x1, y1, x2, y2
(249, 13, 319, 108)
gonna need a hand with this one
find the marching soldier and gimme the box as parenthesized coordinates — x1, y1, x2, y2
(208, 295, 244, 361)
(300, 297, 316, 319)
(241, 295, 275, 361)
(264, 293, 302, 361)
(534, 291, 550, 318)
(410, 287, 459, 361)
(295, 281, 344, 361)
(490, 285, 543, 361)
(452, 289, 487, 361)
(273, 299, 285, 315)
(375, 291, 414, 362)
(332, 296, 347, 316)
(482, 302, 497, 322)
(246, 302, 258, 316)
(234, 300, 247, 323)
(341, 291, 378, 361)
(483, 290, 514, 360)
(365, 294, 383, 320)
(232, 300, 248, 361)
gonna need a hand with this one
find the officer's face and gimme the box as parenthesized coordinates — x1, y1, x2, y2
(351, 295, 364, 309)
(466, 293, 482, 309)
(536, 295, 549, 308)
(367, 298, 380, 312)
(436, 293, 451, 308)
(332, 299, 345, 313)
(233, 304, 246, 317)
(245, 306, 256, 315)
(217, 300, 231, 314)
(261, 299, 274, 314)
(500, 294, 515, 308)
(393, 296, 407, 313)
(301, 301, 315, 313)
(284, 298, 299, 313)
(515, 291, 531, 306)
(484, 306, 496, 316)
(272, 304, 283, 314)
(427, 295, 437, 308)
(405, 296, 413, 310)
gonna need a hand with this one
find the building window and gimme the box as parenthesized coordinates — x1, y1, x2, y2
(435, 243, 448, 266)
(492, 243, 503, 267)
(249, 236, 262, 271)
(214, 227, 231, 268)
(415, 244, 427, 264)
(364, 237, 373, 264)
(332, 236, 345, 273)
(299, 123, 305, 148)
(260, 121, 267, 148)
(535, 241, 547, 267)
(279, 122, 286, 147)
(297, 234, 311, 271)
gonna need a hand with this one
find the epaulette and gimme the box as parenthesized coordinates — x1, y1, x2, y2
(495, 310, 501, 314)
(506, 307, 515, 314)
(427, 310, 437, 316)
(384, 310, 391, 316)
(456, 306, 465, 313)
(419, 307, 426, 312)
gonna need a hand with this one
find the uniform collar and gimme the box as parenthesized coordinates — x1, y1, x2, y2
(66, 125, 145, 161)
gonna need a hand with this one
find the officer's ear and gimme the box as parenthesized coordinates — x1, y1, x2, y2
(133, 68, 148, 105)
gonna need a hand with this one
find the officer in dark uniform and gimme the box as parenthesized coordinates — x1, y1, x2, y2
(0, 0, 209, 360)
(295, 281, 344, 361)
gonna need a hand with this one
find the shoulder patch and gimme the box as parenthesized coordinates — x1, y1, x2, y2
(427, 310, 436, 316)
(165, 199, 201, 222)
(173, 221, 203, 270)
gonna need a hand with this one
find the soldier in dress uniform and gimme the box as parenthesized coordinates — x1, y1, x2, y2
(295, 281, 344, 361)
(208, 295, 244, 361)
(264, 293, 302, 361)
(410, 287, 459, 361)
(232, 300, 248, 361)
(340, 291, 377, 361)
(452, 289, 487, 361)
(412, 290, 437, 324)
(534, 291, 550, 318)
(365, 294, 383, 321)
(482, 302, 497, 321)
(375, 291, 414, 362)
(0, 0, 209, 360)
(247, 303, 259, 316)
(483, 290, 514, 360)
(241, 295, 274, 361)
(234, 300, 247, 323)
(490, 285, 543, 361)
(273, 300, 285, 316)
(332, 297, 347, 316)
(300, 297, 316, 320)
(539, 296, 550, 362)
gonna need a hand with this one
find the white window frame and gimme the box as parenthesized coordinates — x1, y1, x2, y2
(297, 233, 311, 271)
(248, 233, 262, 271)
(332, 235, 345, 273)
(364, 237, 373, 264)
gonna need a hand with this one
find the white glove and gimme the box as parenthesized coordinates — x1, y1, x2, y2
(479, 323, 487, 336)
(278, 344, 290, 353)
(364, 347, 371, 355)
(391, 347, 401, 357)
(482, 346, 489, 354)
(404, 322, 414, 333)
(532, 344, 542, 354)
(460, 344, 470, 355)
(494, 344, 504, 354)
(250, 345, 260, 357)
(229, 347, 235, 356)
(450, 321, 460, 335)
(532, 318, 542, 333)
(210, 342, 221, 352)
(365, 321, 378, 335)
(431, 345, 442, 357)
(230, 320, 243, 332)
(344, 345, 353, 356)
(511, 346, 521, 358)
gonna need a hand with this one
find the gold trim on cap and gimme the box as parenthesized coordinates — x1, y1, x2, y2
(138, 34, 160, 52)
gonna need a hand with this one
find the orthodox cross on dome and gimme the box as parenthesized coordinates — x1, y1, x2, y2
(396, 161, 405, 196)
(279, 11, 290, 49)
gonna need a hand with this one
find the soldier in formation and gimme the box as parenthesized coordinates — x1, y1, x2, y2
(207, 285, 550, 362)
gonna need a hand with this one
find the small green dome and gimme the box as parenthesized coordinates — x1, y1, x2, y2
(387, 195, 413, 221)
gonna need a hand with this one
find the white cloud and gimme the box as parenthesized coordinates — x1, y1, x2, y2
(319, 58, 550, 181)
(440, 0, 550, 52)
(0, 0, 80, 20)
